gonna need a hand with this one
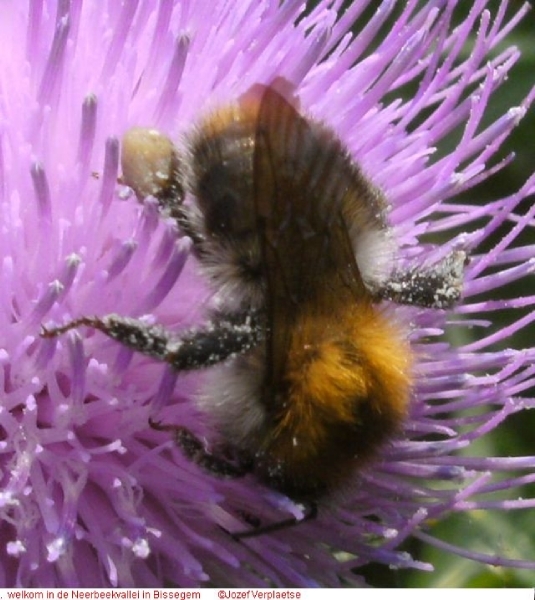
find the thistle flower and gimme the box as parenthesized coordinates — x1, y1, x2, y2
(1, 0, 535, 588)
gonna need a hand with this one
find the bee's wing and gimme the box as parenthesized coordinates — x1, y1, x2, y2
(254, 84, 367, 388)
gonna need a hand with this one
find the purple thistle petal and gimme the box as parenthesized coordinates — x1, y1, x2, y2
(98, 137, 120, 214)
(77, 94, 98, 173)
(415, 530, 535, 571)
(30, 162, 52, 224)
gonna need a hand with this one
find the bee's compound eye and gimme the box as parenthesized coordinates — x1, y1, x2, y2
(121, 127, 177, 198)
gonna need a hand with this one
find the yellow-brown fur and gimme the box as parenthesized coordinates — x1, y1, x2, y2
(253, 285, 411, 498)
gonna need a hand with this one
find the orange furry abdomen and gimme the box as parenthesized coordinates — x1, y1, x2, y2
(255, 299, 412, 499)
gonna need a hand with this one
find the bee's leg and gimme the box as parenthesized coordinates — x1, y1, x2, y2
(120, 127, 207, 248)
(230, 502, 318, 540)
(153, 416, 317, 538)
(41, 310, 263, 371)
(377, 250, 467, 309)
(149, 420, 253, 478)
(42, 311, 260, 474)
(150, 419, 316, 540)
(158, 199, 206, 249)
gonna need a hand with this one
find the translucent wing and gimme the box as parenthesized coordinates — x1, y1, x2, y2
(253, 84, 369, 393)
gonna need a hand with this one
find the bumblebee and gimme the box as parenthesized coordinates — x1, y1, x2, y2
(43, 81, 465, 528)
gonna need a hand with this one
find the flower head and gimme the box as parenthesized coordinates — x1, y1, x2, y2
(0, 0, 534, 587)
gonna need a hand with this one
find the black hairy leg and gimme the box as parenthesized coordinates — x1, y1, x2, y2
(377, 250, 467, 309)
(149, 419, 253, 478)
(149, 418, 316, 539)
(160, 201, 206, 249)
(41, 310, 263, 371)
(231, 502, 318, 540)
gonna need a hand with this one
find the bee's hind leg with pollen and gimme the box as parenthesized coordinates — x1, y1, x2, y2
(41, 310, 263, 371)
(377, 250, 468, 309)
